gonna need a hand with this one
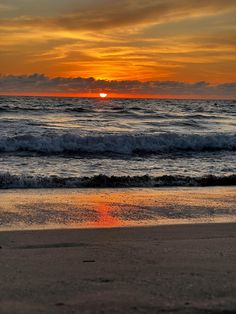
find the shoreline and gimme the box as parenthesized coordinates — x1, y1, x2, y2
(0, 175, 235, 189)
(1, 184, 236, 190)
(0, 223, 236, 313)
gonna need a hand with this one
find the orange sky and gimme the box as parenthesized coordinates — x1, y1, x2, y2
(0, 0, 236, 98)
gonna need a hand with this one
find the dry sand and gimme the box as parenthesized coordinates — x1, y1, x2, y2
(0, 223, 236, 313)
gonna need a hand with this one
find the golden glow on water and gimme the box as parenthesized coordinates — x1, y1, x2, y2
(0, 187, 235, 231)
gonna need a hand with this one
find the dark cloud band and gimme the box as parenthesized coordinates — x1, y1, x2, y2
(0, 74, 235, 98)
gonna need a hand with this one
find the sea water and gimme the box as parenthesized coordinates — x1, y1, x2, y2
(0, 96, 235, 188)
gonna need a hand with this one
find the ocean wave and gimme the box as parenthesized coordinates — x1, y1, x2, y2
(0, 173, 235, 189)
(0, 132, 235, 155)
(64, 107, 94, 113)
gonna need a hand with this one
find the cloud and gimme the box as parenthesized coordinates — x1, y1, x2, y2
(0, 1, 235, 84)
(0, 3, 15, 12)
(0, 74, 235, 98)
(1, 0, 236, 32)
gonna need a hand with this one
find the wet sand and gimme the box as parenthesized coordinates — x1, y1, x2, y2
(1, 187, 236, 230)
(0, 223, 236, 314)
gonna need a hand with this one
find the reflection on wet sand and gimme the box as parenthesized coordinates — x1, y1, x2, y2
(0, 187, 235, 231)
(87, 202, 121, 227)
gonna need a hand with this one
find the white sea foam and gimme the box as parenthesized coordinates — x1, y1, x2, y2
(0, 133, 235, 155)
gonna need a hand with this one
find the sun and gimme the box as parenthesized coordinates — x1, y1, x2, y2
(99, 93, 108, 98)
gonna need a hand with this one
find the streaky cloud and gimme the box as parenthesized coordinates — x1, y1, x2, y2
(1, 0, 236, 32)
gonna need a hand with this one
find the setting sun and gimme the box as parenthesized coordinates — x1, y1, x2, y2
(99, 93, 108, 98)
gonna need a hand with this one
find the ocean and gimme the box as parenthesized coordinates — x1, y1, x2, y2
(0, 96, 235, 189)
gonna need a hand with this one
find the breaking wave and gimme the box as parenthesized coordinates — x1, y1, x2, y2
(0, 132, 235, 155)
(0, 173, 235, 189)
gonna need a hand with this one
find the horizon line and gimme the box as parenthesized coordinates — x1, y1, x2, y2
(0, 93, 235, 101)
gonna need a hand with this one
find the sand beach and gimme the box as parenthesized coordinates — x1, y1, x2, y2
(0, 187, 235, 313)
(0, 223, 236, 314)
